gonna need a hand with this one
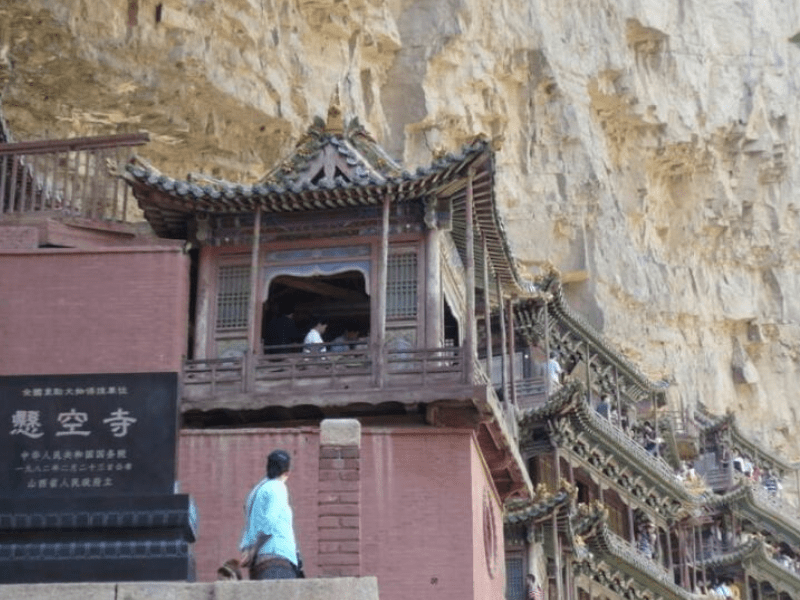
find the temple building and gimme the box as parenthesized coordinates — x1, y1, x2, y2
(2, 106, 800, 599)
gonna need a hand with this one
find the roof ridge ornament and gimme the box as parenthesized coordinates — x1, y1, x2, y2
(325, 88, 345, 135)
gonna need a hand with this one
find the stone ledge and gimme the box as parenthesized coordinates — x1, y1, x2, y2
(319, 419, 361, 448)
(0, 577, 379, 600)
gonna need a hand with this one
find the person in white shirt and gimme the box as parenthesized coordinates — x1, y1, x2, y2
(547, 352, 563, 390)
(303, 316, 328, 353)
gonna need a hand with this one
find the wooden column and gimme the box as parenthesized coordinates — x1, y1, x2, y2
(552, 512, 563, 600)
(246, 206, 262, 391)
(627, 505, 636, 543)
(508, 297, 517, 406)
(666, 526, 673, 573)
(195, 245, 214, 359)
(464, 169, 476, 383)
(425, 227, 442, 349)
(482, 234, 493, 385)
(585, 340, 591, 404)
(497, 274, 507, 402)
(796, 470, 800, 518)
(543, 305, 551, 397)
(653, 393, 659, 458)
(375, 195, 390, 387)
(614, 366, 622, 427)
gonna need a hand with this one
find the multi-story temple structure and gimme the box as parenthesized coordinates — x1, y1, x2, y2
(2, 105, 800, 599)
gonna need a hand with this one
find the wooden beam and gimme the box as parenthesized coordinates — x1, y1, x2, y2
(246, 206, 262, 390)
(482, 234, 493, 386)
(497, 273, 507, 403)
(464, 169, 476, 384)
(508, 297, 517, 407)
(276, 275, 367, 302)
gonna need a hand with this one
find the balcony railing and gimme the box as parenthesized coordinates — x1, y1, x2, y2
(0, 133, 148, 222)
(605, 528, 671, 582)
(515, 376, 548, 410)
(182, 345, 468, 398)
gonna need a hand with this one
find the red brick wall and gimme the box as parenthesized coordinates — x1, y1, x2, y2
(0, 246, 189, 375)
(178, 426, 497, 600)
(360, 429, 474, 600)
(470, 438, 506, 600)
(318, 443, 361, 577)
(178, 428, 321, 580)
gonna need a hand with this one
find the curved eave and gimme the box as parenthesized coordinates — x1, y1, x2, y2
(518, 379, 583, 424)
(571, 398, 698, 504)
(728, 417, 795, 474)
(699, 410, 794, 475)
(126, 140, 528, 294)
(505, 486, 575, 524)
(517, 273, 670, 400)
(698, 536, 761, 569)
(743, 540, 800, 596)
(707, 483, 800, 547)
(579, 524, 695, 600)
(520, 382, 698, 507)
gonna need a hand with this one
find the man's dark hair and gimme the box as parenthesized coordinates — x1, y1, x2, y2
(267, 449, 291, 479)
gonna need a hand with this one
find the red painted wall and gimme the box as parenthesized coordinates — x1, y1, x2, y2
(178, 427, 504, 600)
(178, 428, 321, 581)
(0, 246, 189, 375)
(470, 439, 506, 600)
(360, 429, 474, 600)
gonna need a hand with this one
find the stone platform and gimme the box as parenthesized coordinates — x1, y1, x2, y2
(0, 578, 379, 600)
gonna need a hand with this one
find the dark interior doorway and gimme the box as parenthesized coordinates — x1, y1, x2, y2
(262, 270, 370, 350)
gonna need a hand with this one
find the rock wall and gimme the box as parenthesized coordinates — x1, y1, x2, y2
(2, 0, 800, 456)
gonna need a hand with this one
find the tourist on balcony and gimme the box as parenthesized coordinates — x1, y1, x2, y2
(595, 395, 611, 419)
(264, 306, 302, 353)
(641, 422, 659, 455)
(637, 522, 657, 559)
(712, 579, 733, 599)
(239, 449, 302, 579)
(303, 316, 328, 353)
(330, 326, 363, 352)
(547, 352, 562, 391)
(763, 469, 780, 496)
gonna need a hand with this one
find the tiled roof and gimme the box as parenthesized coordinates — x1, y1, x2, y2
(519, 381, 698, 509)
(514, 269, 670, 403)
(706, 482, 800, 547)
(505, 482, 576, 524)
(699, 409, 795, 475)
(571, 503, 694, 600)
(124, 114, 527, 293)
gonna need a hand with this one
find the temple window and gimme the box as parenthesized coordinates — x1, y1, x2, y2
(215, 264, 250, 330)
(603, 489, 629, 539)
(504, 553, 525, 600)
(387, 251, 418, 320)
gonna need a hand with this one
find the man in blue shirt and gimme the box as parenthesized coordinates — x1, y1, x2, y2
(240, 449, 300, 579)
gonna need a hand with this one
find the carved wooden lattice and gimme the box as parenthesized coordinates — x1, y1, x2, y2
(387, 252, 417, 320)
(215, 265, 250, 330)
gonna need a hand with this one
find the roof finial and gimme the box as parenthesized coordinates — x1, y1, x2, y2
(325, 87, 344, 135)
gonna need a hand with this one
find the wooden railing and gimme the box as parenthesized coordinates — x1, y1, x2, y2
(605, 529, 671, 581)
(515, 376, 548, 410)
(385, 346, 464, 384)
(182, 345, 468, 397)
(183, 356, 247, 395)
(0, 133, 148, 221)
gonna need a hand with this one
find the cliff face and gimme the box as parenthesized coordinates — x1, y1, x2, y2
(3, 0, 800, 456)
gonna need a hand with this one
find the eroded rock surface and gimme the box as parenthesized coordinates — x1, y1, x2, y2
(2, 0, 800, 456)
